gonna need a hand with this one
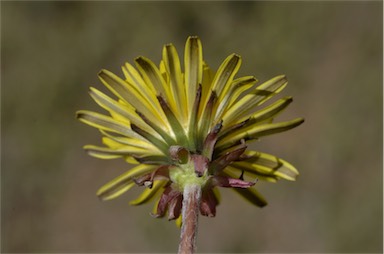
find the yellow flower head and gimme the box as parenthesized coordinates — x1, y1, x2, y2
(77, 36, 304, 221)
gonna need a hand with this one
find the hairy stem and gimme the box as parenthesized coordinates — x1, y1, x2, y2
(178, 184, 202, 254)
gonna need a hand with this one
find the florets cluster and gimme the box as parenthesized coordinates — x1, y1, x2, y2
(77, 36, 303, 222)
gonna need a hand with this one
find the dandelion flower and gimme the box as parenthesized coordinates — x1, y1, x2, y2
(77, 36, 304, 253)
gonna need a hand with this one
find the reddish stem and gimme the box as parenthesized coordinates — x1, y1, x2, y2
(178, 184, 202, 254)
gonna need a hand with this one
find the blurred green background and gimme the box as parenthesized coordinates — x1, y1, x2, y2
(1, 1, 382, 253)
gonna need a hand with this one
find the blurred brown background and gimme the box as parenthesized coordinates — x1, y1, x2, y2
(1, 1, 382, 253)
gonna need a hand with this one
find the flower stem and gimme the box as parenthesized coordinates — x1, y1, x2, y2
(178, 184, 202, 254)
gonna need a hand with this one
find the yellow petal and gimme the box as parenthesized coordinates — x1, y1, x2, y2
(236, 150, 299, 181)
(217, 118, 304, 149)
(99, 69, 170, 132)
(197, 61, 214, 120)
(228, 76, 257, 106)
(175, 215, 182, 228)
(87, 152, 121, 160)
(225, 166, 278, 183)
(221, 96, 294, 137)
(158, 96, 189, 146)
(159, 60, 169, 83)
(84, 144, 150, 157)
(98, 182, 136, 201)
(184, 36, 203, 118)
(248, 96, 293, 124)
(200, 54, 241, 131)
(122, 63, 169, 126)
(213, 76, 257, 124)
(97, 164, 158, 200)
(129, 180, 168, 205)
(76, 110, 144, 141)
(122, 62, 157, 99)
(87, 148, 138, 164)
(100, 130, 162, 152)
(223, 75, 288, 126)
(89, 87, 162, 140)
(163, 44, 187, 124)
(134, 57, 176, 117)
(211, 53, 242, 101)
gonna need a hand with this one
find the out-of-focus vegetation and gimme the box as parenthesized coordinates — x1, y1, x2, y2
(1, 1, 382, 253)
